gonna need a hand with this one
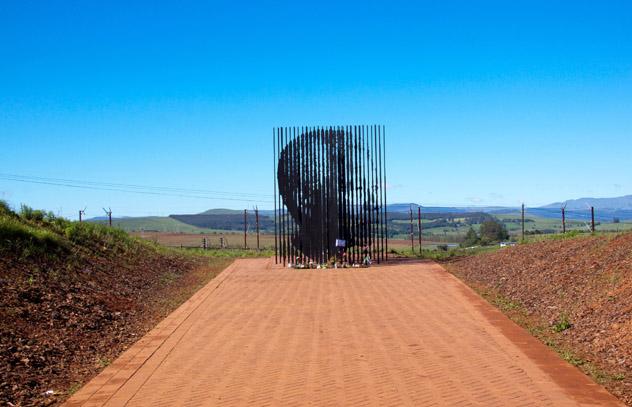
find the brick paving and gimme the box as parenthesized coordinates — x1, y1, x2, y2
(65, 258, 622, 406)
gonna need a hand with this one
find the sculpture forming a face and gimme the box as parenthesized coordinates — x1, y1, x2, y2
(277, 128, 379, 261)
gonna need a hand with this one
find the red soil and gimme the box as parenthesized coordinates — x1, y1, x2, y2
(448, 232, 632, 404)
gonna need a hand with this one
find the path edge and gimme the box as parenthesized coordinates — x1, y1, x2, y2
(434, 262, 624, 407)
(63, 259, 240, 406)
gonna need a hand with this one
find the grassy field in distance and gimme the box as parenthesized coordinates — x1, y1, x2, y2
(132, 230, 277, 249)
(133, 231, 450, 252)
(494, 212, 632, 235)
(92, 216, 219, 233)
(107, 212, 632, 249)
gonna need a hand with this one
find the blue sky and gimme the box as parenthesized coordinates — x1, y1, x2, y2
(1, 1, 631, 218)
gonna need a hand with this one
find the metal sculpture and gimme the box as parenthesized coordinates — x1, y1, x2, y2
(273, 125, 387, 264)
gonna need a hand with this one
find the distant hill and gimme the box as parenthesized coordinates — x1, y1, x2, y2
(543, 195, 632, 210)
(386, 203, 509, 214)
(199, 208, 245, 215)
(170, 213, 275, 232)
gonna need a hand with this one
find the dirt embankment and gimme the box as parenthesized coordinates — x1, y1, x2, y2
(0, 215, 231, 406)
(448, 233, 632, 405)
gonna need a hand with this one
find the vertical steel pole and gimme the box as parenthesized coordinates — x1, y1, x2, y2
(591, 206, 595, 233)
(358, 125, 366, 261)
(292, 127, 297, 262)
(361, 125, 371, 254)
(373, 124, 380, 263)
(309, 127, 318, 262)
(281, 127, 287, 264)
(373, 125, 378, 262)
(345, 126, 351, 263)
(338, 126, 344, 256)
(368, 125, 374, 262)
(365, 125, 370, 260)
(273, 128, 278, 263)
(297, 126, 302, 262)
(562, 207, 566, 234)
(373, 124, 379, 262)
(357, 125, 362, 264)
(351, 126, 357, 263)
(382, 126, 388, 260)
(307, 127, 312, 261)
(377, 125, 384, 262)
(291, 127, 296, 262)
(329, 126, 334, 261)
(349, 125, 354, 262)
(299, 126, 304, 262)
(317, 127, 322, 262)
(287, 127, 292, 262)
(319, 127, 325, 263)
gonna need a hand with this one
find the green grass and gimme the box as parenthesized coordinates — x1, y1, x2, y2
(180, 247, 274, 258)
(447, 274, 628, 388)
(0, 201, 271, 264)
(496, 212, 632, 236)
(552, 313, 573, 332)
(0, 215, 68, 257)
(389, 245, 500, 261)
(400, 210, 632, 244)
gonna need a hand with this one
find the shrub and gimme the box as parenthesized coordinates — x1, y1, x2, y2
(0, 200, 15, 217)
(0, 216, 66, 257)
(479, 219, 509, 244)
(461, 227, 480, 247)
(19, 204, 46, 222)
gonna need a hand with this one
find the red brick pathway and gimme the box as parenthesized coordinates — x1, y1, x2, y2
(65, 259, 622, 406)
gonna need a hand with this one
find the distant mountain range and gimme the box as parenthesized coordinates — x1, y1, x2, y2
(87, 194, 632, 231)
(543, 195, 632, 210)
(387, 195, 632, 221)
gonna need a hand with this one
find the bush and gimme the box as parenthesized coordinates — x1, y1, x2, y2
(0, 216, 67, 257)
(19, 204, 46, 222)
(461, 227, 480, 247)
(0, 200, 15, 217)
(479, 219, 509, 244)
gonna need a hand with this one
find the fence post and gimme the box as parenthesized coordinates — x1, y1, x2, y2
(409, 206, 414, 252)
(255, 207, 260, 251)
(521, 203, 525, 241)
(244, 209, 248, 249)
(417, 206, 422, 253)
(591, 206, 595, 233)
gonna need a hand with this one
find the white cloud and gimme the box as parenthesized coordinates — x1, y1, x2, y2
(466, 196, 483, 204)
